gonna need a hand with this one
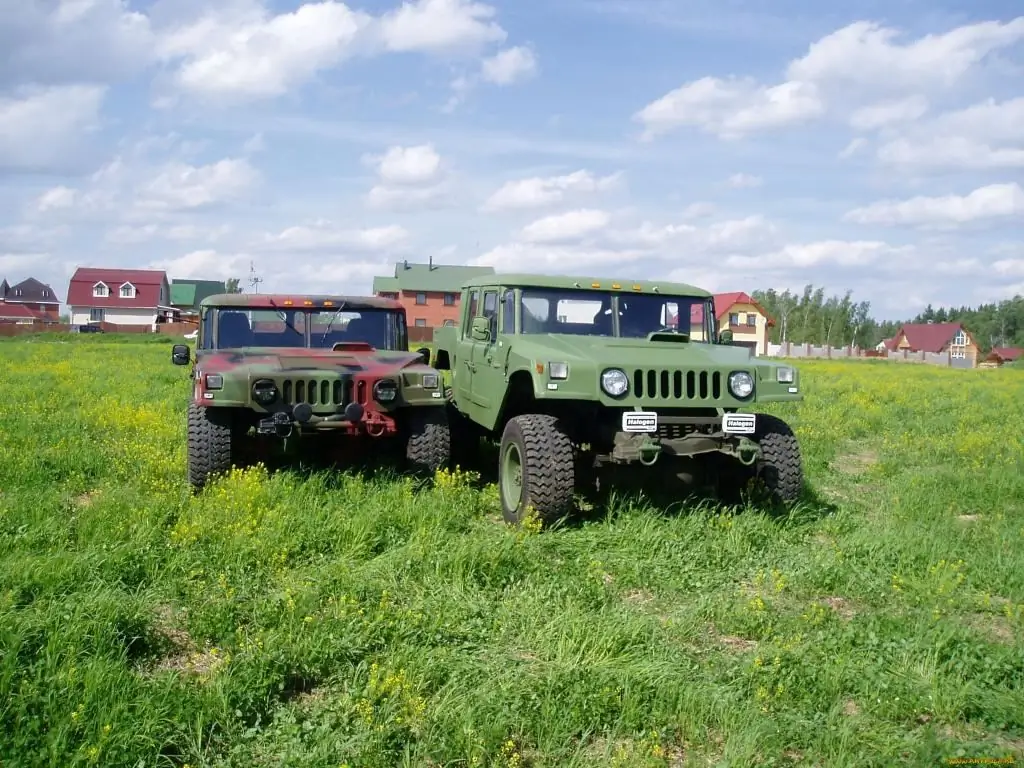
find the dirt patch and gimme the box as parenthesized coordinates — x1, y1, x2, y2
(833, 448, 878, 475)
(708, 623, 757, 652)
(966, 613, 1014, 644)
(820, 596, 856, 620)
(146, 605, 226, 678)
(843, 699, 861, 717)
(74, 491, 100, 508)
(956, 514, 981, 523)
(622, 588, 655, 606)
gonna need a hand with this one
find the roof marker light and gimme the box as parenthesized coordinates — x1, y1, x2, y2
(591, 282, 601, 288)
(611, 283, 621, 290)
(283, 300, 294, 306)
(323, 300, 334, 306)
(303, 300, 313, 306)
(633, 284, 643, 291)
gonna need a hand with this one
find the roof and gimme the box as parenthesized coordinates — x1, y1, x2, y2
(713, 291, 775, 326)
(893, 322, 973, 353)
(199, 293, 404, 311)
(372, 261, 495, 294)
(1, 277, 60, 304)
(0, 302, 43, 320)
(991, 346, 1024, 362)
(171, 279, 227, 308)
(459, 272, 713, 297)
(67, 267, 169, 309)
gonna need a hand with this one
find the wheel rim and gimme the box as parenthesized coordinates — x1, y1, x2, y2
(500, 441, 524, 512)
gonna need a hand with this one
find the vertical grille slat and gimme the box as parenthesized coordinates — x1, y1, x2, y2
(630, 369, 725, 402)
(275, 378, 352, 407)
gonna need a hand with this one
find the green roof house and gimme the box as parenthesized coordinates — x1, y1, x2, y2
(372, 258, 495, 329)
(170, 279, 228, 316)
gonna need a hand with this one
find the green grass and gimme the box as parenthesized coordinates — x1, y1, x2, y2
(1, 336, 1023, 767)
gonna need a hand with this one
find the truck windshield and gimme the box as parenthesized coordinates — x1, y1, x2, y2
(210, 308, 407, 349)
(518, 288, 714, 340)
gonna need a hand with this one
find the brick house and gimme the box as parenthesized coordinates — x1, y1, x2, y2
(0, 277, 61, 320)
(712, 292, 775, 356)
(66, 267, 175, 328)
(885, 322, 981, 367)
(372, 259, 496, 329)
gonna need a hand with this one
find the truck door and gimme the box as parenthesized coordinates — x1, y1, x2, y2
(468, 288, 501, 418)
(454, 288, 479, 407)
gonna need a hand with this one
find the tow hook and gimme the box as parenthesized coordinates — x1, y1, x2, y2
(257, 412, 293, 438)
(638, 437, 662, 466)
(736, 436, 759, 466)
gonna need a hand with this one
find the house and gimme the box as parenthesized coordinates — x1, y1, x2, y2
(990, 347, 1023, 365)
(886, 322, 980, 367)
(372, 258, 496, 328)
(712, 292, 775, 356)
(0, 302, 44, 324)
(170, 279, 227, 320)
(66, 267, 174, 328)
(0, 277, 61, 320)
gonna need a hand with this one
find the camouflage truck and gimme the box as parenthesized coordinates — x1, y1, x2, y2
(432, 274, 803, 524)
(171, 293, 450, 491)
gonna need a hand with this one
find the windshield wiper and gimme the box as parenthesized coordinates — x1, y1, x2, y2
(318, 301, 348, 347)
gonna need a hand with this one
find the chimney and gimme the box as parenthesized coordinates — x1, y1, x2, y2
(403, 259, 409, 270)
(429, 254, 434, 270)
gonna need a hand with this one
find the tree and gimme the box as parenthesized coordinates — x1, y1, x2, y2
(225, 278, 243, 294)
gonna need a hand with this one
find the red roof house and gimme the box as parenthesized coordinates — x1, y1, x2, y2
(0, 302, 45, 323)
(888, 322, 980, 366)
(990, 346, 1023, 363)
(1, 277, 61, 320)
(66, 267, 174, 327)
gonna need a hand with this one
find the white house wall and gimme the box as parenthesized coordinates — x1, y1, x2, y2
(70, 307, 157, 326)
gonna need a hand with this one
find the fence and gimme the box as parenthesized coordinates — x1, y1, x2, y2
(767, 342, 975, 369)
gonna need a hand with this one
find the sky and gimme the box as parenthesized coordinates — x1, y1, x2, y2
(1, 0, 1022, 320)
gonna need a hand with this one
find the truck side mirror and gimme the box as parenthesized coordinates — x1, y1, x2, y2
(470, 316, 490, 341)
(718, 329, 733, 345)
(172, 344, 191, 365)
(416, 346, 431, 365)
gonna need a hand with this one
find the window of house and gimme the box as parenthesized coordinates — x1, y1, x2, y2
(444, 293, 455, 306)
(951, 348, 966, 359)
(952, 330, 968, 346)
(746, 313, 757, 326)
(502, 290, 515, 334)
(93, 283, 109, 298)
(416, 292, 427, 305)
(89, 308, 104, 322)
(729, 312, 739, 326)
(120, 283, 136, 298)
(443, 319, 455, 327)
(415, 318, 427, 327)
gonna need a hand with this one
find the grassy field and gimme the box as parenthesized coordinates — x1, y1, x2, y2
(1, 334, 1023, 768)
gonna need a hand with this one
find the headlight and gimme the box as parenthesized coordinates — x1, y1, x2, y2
(205, 373, 223, 389)
(548, 362, 569, 380)
(422, 373, 439, 388)
(601, 368, 629, 397)
(373, 379, 398, 403)
(776, 366, 795, 383)
(728, 371, 754, 399)
(252, 378, 278, 404)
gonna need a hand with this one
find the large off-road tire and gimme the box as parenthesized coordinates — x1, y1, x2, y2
(404, 407, 451, 476)
(750, 412, 803, 504)
(498, 414, 575, 526)
(187, 402, 235, 492)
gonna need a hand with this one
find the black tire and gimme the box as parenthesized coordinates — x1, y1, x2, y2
(751, 412, 803, 504)
(405, 407, 451, 476)
(187, 402, 235, 492)
(498, 414, 575, 526)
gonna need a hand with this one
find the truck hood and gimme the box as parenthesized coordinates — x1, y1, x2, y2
(196, 347, 425, 374)
(518, 334, 758, 368)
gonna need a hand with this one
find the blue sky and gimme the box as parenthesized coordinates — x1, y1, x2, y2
(1, 0, 1022, 319)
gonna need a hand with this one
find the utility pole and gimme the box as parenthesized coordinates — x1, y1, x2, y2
(247, 261, 263, 294)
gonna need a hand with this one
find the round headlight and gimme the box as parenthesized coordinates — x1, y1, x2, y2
(252, 379, 278, 404)
(728, 371, 754, 399)
(601, 368, 629, 397)
(373, 379, 398, 402)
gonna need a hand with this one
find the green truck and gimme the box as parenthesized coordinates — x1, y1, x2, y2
(432, 274, 803, 524)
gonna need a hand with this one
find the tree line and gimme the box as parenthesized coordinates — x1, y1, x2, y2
(750, 286, 1024, 353)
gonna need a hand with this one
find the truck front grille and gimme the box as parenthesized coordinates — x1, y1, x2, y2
(280, 378, 354, 406)
(632, 369, 723, 401)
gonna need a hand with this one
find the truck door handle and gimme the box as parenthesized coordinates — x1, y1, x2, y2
(465, 360, 476, 372)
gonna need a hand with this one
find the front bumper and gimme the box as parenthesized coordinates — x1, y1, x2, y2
(603, 412, 761, 465)
(255, 401, 398, 438)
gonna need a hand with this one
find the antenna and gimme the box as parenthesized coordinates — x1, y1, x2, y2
(247, 261, 263, 294)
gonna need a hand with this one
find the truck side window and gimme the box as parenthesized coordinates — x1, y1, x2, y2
(463, 289, 479, 338)
(502, 290, 515, 334)
(483, 291, 498, 339)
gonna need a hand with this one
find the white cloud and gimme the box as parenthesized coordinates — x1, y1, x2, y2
(521, 209, 612, 243)
(843, 183, 1024, 227)
(35, 186, 79, 213)
(376, 0, 506, 53)
(257, 221, 410, 252)
(725, 173, 763, 188)
(849, 95, 929, 131)
(153, 249, 251, 281)
(136, 158, 260, 211)
(993, 258, 1024, 277)
(364, 143, 449, 209)
(156, 1, 371, 100)
(481, 169, 621, 211)
(634, 17, 1024, 140)
(728, 240, 907, 270)
(635, 76, 823, 140)
(480, 45, 537, 85)
(0, 85, 105, 170)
